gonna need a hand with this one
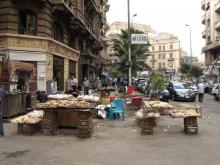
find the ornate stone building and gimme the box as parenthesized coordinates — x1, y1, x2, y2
(0, 0, 109, 92)
(201, 0, 220, 78)
(146, 33, 182, 76)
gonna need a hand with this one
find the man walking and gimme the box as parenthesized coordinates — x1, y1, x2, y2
(197, 80, 206, 103)
(0, 87, 5, 136)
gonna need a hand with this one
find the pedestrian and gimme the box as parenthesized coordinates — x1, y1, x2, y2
(71, 74, 78, 92)
(197, 80, 206, 102)
(66, 75, 72, 94)
(83, 77, 89, 95)
(0, 87, 5, 137)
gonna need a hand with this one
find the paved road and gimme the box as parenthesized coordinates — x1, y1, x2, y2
(0, 94, 220, 165)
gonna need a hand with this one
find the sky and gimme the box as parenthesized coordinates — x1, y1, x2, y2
(106, 0, 205, 62)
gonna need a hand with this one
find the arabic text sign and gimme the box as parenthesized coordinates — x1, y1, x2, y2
(131, 34, 148, 44)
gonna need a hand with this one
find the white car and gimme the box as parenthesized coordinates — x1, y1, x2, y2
(211, 83, 220, 101)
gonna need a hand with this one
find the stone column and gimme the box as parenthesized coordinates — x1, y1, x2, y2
(64, 59, 69, 91)
(46, 54, 53, 81)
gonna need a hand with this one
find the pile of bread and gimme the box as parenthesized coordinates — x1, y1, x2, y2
(11, 110, 43, 124)
(136, 109, 160, 119)
(37, 99, 92, 109)
(169, 109, 200, 118)
(77, 95, 100, 102)
(143, 101, 173, 109)
(48, 94, 73, 100)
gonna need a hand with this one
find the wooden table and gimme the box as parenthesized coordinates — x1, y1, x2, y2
(40, 107, 93, 138)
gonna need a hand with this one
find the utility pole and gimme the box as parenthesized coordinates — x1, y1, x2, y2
(185, 24, 192, 67)
(127, 0, 131, 86)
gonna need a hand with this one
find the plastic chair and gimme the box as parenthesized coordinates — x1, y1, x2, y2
(127, 86, 137, 95)
(109, 99, 125, 120)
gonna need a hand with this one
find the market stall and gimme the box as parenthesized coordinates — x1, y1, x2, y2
(169, 105, 201, 134)
(0, 60, 37, 117)
(36, 94, 99, 138)
(136, 101, 173, 135)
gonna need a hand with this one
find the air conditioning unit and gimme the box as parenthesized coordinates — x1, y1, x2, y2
(217, 61, 220, 68)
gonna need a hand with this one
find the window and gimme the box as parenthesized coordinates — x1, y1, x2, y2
(163, 53, 166, 59)
(158, 54, 161, 59)
(163, 62, 166, 68)
(152, 46, 155, 51)
(169, 53, 173, 59)
(163, 46, 165, 51)
(53, 22, 64, 42)
(19, 10, 36, 35)
(159, 62, 162, 68)
(159, 46, 161, 51)
(170, 44, 173, 49)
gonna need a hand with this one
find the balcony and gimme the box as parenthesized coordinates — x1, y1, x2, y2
(52, 0, 102, 46)
(168, 58, 174, 61)
(202, 30, 206, 39)
(151, 59, 156, 62)
(215, 21, 220, 31)
(201, 15, 206, 24)
(215, 1, 220, 13)
(201, 0, 206, 10)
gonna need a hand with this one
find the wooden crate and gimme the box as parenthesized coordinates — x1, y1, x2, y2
(17, 123, 40, 136)
(184, 117, 198, 134)
(139, 117, 155, 135)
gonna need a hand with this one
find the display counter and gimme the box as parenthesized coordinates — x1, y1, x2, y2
(3, 92, 27, 118)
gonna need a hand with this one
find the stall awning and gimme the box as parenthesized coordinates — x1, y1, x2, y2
(9, 60, 36, 76)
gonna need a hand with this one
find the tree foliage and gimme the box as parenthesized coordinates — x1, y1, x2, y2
(190, 65, 203, 78)
(180, 63, 190, 75)
(151, 74, 165, 92)
(180, 63, 203, 79)
(112, 28, 150, 77)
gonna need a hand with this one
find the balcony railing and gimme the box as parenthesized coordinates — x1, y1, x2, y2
(201, 0, 206, 10)
(201, 14, 206, 24)
(151, 59, 156, 62)
(202, 30, 206, 38)
(215, 1, 220, 13)
(168, 58, 174, 61)
(215, 21, 220, 31)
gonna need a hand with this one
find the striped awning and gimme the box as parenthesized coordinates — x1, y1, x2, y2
(9, 60, 36, 76)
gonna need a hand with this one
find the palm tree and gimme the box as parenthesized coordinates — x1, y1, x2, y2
(112, 28, 150, 77)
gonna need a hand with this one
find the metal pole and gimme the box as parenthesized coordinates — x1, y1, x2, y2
(189, 26, 192, 67)
(127, 0, 132, 86)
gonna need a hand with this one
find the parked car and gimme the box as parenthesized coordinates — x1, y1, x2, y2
(211, 83, 220, 101)
(167, 81, 196, 102)
(183, 83, 198, 95)
(159, 89, 170, 102)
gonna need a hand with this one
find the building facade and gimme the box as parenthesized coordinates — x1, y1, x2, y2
(201, 0, 220, 77)
(146, 33, 182, 76)
(0, 0, 108, 93)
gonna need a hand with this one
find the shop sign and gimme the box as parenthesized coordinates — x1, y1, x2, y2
(131, 34, 148, 44)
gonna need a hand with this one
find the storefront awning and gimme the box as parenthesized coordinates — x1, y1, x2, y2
(9, 60, 36, 76)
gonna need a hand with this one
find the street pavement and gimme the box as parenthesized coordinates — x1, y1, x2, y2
(0, 94, 220, 165)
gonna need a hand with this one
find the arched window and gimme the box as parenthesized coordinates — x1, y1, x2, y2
(19, 10, 36, 35)
(52, 22, 64, 42)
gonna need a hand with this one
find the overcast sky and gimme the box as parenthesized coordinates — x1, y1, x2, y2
(107, 0, 205, 61)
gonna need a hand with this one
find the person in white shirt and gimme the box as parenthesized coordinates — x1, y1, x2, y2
(71, 74, 78, 92)
(197, 80, 206, 102)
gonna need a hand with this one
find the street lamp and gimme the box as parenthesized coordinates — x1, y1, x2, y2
(127, 0, 131, 85)
(131, 13, 137, 28)
(185, 24, 192, 67)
